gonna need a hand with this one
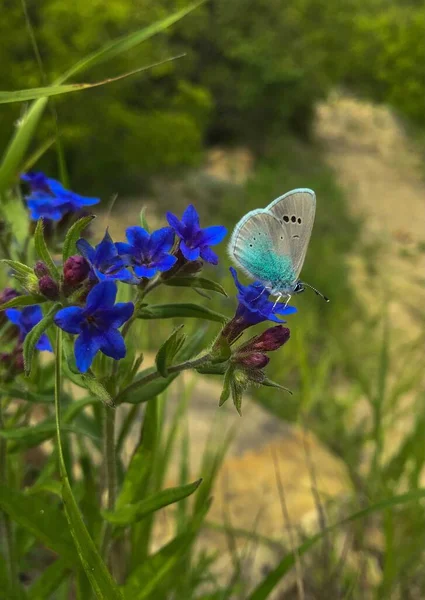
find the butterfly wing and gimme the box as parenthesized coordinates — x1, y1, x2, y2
(228, 209, 296, 290)
(266, 188, 316, 278)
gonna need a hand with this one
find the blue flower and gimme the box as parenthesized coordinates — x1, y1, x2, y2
(21, 172, 99, 221)
(166, 204, 227, 265)
(116, 226, 177, 278)
(230, 267, 297, 326)
(77, 230, 137, 284)
(5, 306, 53, 352)
(54, 280, 134, 373)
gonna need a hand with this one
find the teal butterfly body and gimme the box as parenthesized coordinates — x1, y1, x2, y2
(229, 189, 317, 298)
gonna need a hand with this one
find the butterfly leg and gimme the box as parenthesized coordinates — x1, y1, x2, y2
(251, 287, 267, 302)
(284, 294, 291, 308)
(272, 294, 283, 310)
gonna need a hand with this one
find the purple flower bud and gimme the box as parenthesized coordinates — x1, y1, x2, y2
(237, 352, 269, 369)
(63, 255, 90, 286)
(243, 325, 290, 353)
(39, 276, 60, 300)
(0, 287, 20, 305)
(34, 261, 50, 278)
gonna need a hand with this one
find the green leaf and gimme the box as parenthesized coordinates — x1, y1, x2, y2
(0, 421, 98, 451)
(155, 325, 186, 377)
(231, 378, 243, 416)
(62, 215, 95, 262)
(3, 387, 54, 403)
(219, 367, 233, 408)
(164, 277, 228, 297)
(210, 335, 231, 364)
(0, 293, 46, 310)
(34, 219, 60, 279)
(248, 488, 425, 600)
(140, 207, 150, 232)
(196, 363, 227, 375)
(28, 557, 69, 600)
(261, 377, 292, 395)
(1, 259, 38, 291)
(138, 303, 227, 323)
(81, 374, 115, 408)
(103, 479, 202, 526)
(23, 302, 61, 375)
(0, 485, 77, 566)
(0, 59, 183, 105)
(0, 2, 204, 195)
(118, 367, 179, 405)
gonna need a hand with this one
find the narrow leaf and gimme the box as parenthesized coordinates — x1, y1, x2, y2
(0, 421, 97, 451)
(34, 219, 60, 279)
(155, 324, 185, 377)
(0, 485, 76, 566)
(138, 303, 227, 323)
(62, 215, 95, 261)
(103, 479, 202, 526)
(139, 207, 150, 232)
(0, 293, 46, 310)
(0, 58, 184, 104)
(28, 557, 69, 600)
(118, 368, 179, 405)
(1, 259, 34, 277)
(164, 276, 228, 296)
(261, 377, 292, 395)
(23, 302, 61, 375)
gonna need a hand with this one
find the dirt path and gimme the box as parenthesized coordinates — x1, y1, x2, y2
(315, 93, 425, 336)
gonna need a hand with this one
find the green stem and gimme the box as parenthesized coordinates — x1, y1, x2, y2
(114, 353, 212, 405)
(103, 408, 117, 512)
(0, 399, 18, 595)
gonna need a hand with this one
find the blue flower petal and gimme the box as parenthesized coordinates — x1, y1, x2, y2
(199, 225, 227, 246)
(76, 239, 96, 262)
(115, 242, 134, 257)
(154, 254, 177, 272)
(36, 333, 53, 352)
(149, 227, 175, 256)
(134, 265, 157, 278)
(108, 267, 139, 284)
(5, 308, 22, 325)
(75, 329, 102, 372)
(180, 241, 200, 261)
(181, 204, 200, 229)
(86, 281, 117, 312)
(274, 304, 297, 316)
(99, 329, 126, 360)
(95, 230, 118, 265)
(229, 267, 244, 294)
(126, 226, 149, 250)
(97, 302, 134, 329)
(166, 211, 185, 237)
(200, 246, 219, 265)
(54, 306, 85, 334)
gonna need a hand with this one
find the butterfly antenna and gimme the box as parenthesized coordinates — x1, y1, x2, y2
(302, 282, 329, 303)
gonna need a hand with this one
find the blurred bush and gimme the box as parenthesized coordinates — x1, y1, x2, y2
(0, 0, 423, 192)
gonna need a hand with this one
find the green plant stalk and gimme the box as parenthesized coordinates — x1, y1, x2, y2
(0, 398, 19, 595)
(115, 354, 212, 405)
(100, 406, 117, 562)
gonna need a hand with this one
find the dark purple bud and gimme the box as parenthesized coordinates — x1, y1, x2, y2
(0, 287, 20, 305)
(63, 255, 90, 286)
(39, 276, 60, 300)
(34, 261, 50, 278)
(242, 326, 290, 353)
(15, 351, 25, 371)
(237, 352, 269, 369)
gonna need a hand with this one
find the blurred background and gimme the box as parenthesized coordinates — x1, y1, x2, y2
(1, 0, 425, 597)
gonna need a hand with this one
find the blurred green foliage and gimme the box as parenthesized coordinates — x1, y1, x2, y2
(0, 0, 424, 193)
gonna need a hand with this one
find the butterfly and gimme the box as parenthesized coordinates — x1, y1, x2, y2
(228, 188, 329, 305)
